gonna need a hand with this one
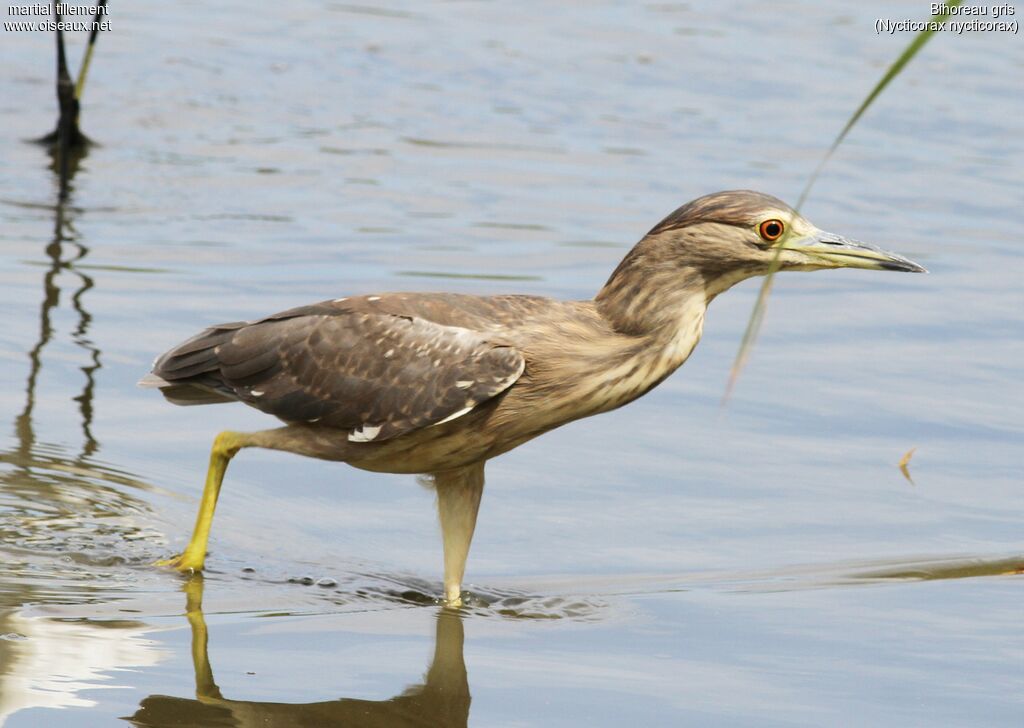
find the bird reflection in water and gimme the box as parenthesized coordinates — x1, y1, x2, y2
(128, 576, 471, 728)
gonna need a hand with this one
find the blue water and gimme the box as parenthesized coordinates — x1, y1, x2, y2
(1, 1, 1021, 725)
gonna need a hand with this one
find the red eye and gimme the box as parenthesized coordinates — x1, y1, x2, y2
(758, 219, 785, 242)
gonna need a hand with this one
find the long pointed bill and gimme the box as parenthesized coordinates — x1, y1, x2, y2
(782, 232, 927, 273)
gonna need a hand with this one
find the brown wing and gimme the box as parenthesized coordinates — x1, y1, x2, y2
(147, 304, 524, 443)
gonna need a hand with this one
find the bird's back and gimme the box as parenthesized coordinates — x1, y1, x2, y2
(142, 292, 609, 447)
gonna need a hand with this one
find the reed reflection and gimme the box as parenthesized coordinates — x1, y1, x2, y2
(0, 82, 156, 603)
(129, 576, 471, 728)
(14, 140, 98, 460)
(14, 1, 105, 462)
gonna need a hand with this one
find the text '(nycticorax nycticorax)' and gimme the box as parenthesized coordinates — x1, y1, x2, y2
(142, 190, 925, 605)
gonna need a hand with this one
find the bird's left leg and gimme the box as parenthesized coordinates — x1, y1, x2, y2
(434, 462, 486, 607)
(155, 430, 249, 573)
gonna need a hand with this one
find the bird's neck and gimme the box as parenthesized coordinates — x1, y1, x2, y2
(588, 257, 711, 408)
(595, 253, 709, 340)
(528, 262, 705, 422)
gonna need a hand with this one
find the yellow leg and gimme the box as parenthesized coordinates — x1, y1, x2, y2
(155, 431, 245, 573)
(435, 463, 485, 607)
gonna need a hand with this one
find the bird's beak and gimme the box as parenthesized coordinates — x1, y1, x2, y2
(781, 231, 927, 273)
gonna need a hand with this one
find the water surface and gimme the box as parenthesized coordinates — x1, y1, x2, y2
(1, 1, 1021, 725)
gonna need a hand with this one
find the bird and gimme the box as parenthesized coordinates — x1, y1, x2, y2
(141, 190, 925, 605)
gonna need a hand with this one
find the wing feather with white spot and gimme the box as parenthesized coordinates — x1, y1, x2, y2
(153, 309, 524, 442)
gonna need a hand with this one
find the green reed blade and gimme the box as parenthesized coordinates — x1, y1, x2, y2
(723, 0, 962, 405)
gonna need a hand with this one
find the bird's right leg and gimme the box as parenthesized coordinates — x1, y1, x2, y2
(155, 431, 248, 573)
(434, 462, 486, 607)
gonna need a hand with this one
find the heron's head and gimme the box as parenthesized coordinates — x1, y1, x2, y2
(596, 189, 925, 331)
(643, 189, 925, 295)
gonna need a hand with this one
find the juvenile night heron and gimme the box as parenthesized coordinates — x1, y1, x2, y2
(143, 190, 924, 605)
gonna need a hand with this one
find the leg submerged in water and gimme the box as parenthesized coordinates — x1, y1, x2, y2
(155, 431, 248, 573)
(434, 462, 486, 606)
